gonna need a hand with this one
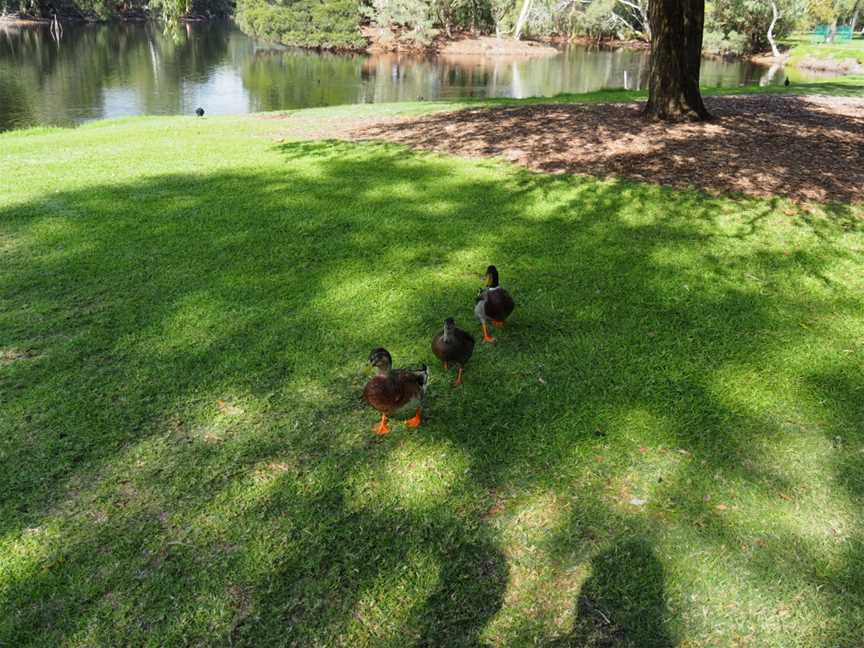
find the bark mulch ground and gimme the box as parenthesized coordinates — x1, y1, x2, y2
(350, 95, 864, 204)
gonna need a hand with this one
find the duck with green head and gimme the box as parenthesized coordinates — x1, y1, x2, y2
(432, 318, 475, 385)
(363, 348, 429, 435)
(474, 265, 515, 343)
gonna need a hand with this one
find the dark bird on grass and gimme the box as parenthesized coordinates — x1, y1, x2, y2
(432, 318, 475, 386)
(195, 107, 205, 117)
(784, 78, 791, 87)
(474, 265, 515, 343)
(363, 348, 428, 435)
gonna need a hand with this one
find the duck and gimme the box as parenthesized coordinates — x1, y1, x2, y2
(195, 107, 205, 117)
(363, 348, 429, 435)
(432, 318, 475, 385)
(474, 265, 515, 343)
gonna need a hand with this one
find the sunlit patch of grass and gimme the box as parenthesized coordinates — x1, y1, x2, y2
(341, 549, 441, 645)
(347, 440, 471, 512)
(481, 490, 588, 644)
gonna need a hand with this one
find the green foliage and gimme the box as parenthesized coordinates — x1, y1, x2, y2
(703, 28, 749, 55)
(704, 0, 808, 54)
(576, 0, 621, 39)
(363, 0, 439, 44)
(236, 0, 365, 49)
(1, 0, 860, 53)
(489, 0, 515, 35)
(0, 0, 230, 20)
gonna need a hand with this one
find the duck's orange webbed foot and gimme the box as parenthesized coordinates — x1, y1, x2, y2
(454, 368, 463, 386)
(443, 361, 449, 370)
(492, 320, 506, 329)
(405, 409, 422, 428)
(482, 321, 496, 343)
(373, 414, 390, 435)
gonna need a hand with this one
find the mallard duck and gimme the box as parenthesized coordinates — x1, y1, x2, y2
(474, 265, 515, 343)
(432, 318, 475, 385)
(363, 348, 429, 435)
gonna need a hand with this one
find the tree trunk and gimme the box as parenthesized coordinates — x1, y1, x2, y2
(641, 0, 652, 41)
(643, 0, 710, 121)
(767, 1, 781, 58)
(851, 3, 859, 35)
(513, 0, 532, 40)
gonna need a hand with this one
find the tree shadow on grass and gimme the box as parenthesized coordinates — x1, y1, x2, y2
(354, 93, 864, 204)
(0, 138, 862, 645)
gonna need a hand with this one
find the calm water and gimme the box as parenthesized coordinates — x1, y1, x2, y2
(0, 21, 819, 132)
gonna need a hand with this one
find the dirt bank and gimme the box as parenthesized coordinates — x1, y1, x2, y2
(364, 27, 559, 58)
(439, 35, 558, 57)
(796, 55, 864, 74)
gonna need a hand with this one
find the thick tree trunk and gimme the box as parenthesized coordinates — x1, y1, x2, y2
(643, 0, 711, 121)
(851, 3, 859, 35)
(513, 0, 533, 40)
(767, 1, 781, 58)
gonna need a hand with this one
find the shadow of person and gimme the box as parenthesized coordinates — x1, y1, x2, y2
(414, 539, 509, 647)
(549, 539, 673, 648)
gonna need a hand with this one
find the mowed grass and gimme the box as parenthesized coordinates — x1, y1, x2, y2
(1, 103, 863, 648)
(784, 33, 864, 68)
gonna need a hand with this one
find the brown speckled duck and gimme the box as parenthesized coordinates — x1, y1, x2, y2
(474, 265, 515, 343)
(362, 348, 429, 435)
(432, 318, 475, 386)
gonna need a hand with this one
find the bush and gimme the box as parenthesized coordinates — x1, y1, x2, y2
(362, 0, 438, 46)
(236, 0, 366, 49)
(703, 29, 749, 55)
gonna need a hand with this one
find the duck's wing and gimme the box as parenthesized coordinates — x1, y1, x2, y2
(486, 289, 515, 320)
(455, 327, 476, 346)
(431, 332, 449, 360)
(383, 366, 426, 404)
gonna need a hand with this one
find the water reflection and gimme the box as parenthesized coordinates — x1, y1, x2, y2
(0, 20, 828, 132)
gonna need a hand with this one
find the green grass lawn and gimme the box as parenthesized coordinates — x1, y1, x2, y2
(784, 33, 864, 68)
(1, 96, 863, 647)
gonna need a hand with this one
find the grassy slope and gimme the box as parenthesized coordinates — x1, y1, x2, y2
(784, 34, 864, 68)
(1, 96, 863, 648)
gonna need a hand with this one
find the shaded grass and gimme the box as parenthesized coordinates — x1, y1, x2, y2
(1, 110, 863, 647)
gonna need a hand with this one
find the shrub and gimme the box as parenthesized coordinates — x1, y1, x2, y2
(236, 0, 366, 49)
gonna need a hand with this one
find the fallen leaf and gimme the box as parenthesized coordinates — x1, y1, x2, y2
(629, 498, 647, 506)
(217, 400, 244, 416)
(716, 504, 729, 511)
(486, 502, 505, 518)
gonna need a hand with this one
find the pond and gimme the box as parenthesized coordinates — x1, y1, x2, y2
(0, 20, 821, 132)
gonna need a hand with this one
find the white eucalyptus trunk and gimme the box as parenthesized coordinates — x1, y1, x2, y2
(513, 0, 533, 40)
(767, 0, 781, 58)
